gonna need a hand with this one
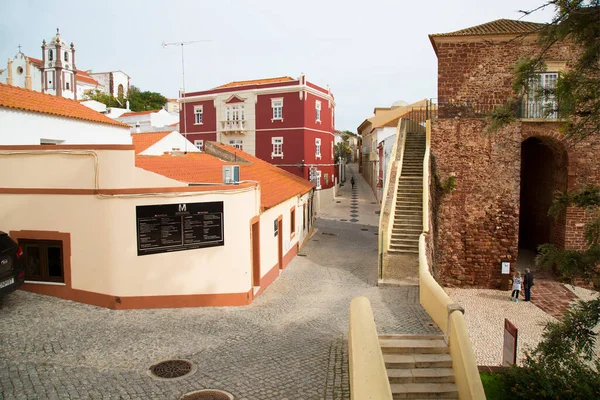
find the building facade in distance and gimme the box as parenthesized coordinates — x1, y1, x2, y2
(179, 75, 337, 192)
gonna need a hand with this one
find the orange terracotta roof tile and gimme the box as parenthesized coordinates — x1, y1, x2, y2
(120, 110, 161, 118)
(430, 19, 545, 37)
(135, 142, 314, 210)
(76, 70, 100, 86)
(0, 83, 129, 128)
(215, 76, 295, 89)
(131, 131, 172, 154)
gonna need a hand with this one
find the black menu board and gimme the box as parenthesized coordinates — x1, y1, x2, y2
(136, 201, 224, 256)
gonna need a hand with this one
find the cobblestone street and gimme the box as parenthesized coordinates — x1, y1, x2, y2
(0, 165, 438, 400)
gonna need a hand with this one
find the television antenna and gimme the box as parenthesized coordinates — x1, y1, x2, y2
(162, 39, 212, 152)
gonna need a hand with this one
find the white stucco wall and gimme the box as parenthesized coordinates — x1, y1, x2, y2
(0, 190, 258, 296)
(0, 108, 131, 145)
(381, 134, 396, 189)
(139, 131, 200, 155)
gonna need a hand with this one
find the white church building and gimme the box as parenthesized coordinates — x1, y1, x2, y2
(0, 29, 129, 101)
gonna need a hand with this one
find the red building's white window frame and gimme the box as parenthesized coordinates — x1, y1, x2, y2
(271, 98, 283, 121)
(271, 137, 283, 158)
(229, 139, 243, 150)
(194, 105, 203, 125)
(315, 100, 322, 123)
(315, 138, 322, 159)
(194, 139, 204, 151)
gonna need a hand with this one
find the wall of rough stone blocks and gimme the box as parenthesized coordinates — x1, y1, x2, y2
(431, 118, 600, 287)
(435, 37, 579, 107)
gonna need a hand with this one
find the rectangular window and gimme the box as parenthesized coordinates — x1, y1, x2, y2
(271, 137, 283, 158)
(315, 138, 321, 158)
(20, 239, 64, 283)
(309, 167, 322, 190)
(66, 80, 70, 90)
(290, 208, 296, 236)
(331, 141, 334, 160)
(526, 72, 559, 119)
(64, 51, 68, 62)
(272, 98, 283, 120)
(226, 105, 244, 121)
(194, 139, 203, 151)
(229, 139, 243, 150)
(194, 106, 203, 124)
(315, 100, 322, 122)
(274, 219, 279, 237)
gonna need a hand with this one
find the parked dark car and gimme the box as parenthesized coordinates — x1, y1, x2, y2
(0, 231, 25, 297)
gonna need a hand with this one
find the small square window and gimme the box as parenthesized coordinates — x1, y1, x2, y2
(194, 140, 203, 151)
(19, 239, 64, 283)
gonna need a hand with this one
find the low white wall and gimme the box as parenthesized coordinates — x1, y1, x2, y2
(0, 108, 131, 145)
(314, 186, 335, 214)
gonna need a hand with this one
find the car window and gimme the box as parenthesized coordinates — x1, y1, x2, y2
(0, 235, 16, 252)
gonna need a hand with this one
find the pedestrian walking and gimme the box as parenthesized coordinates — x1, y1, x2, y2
(350, 176, 355, 189)
(510, 271, 522, 302)
(523, 268, 534, 301)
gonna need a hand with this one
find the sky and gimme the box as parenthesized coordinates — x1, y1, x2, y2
(0, 0, 555, 131)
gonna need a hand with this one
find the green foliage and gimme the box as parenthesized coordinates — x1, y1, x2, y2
(490, 1, 600, 139)
(537, 185, 600, 288)
(334, 142, 352, 161)
(500, 298, 600, 400)
(440, 175, 456, 193)
(486, 99, 518, 134)
(480, 372, 504, 400)
(127, 86, 167, 112)
(85, 86, 167, 112)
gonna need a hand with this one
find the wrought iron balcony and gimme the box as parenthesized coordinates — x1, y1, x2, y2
(220, 120, 247, 134)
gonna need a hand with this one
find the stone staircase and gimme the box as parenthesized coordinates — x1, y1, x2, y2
(389, 133, 426, 254)
(379, 334, 458, 399)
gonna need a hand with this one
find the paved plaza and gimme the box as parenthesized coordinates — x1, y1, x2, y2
(0, 164, 438, 400)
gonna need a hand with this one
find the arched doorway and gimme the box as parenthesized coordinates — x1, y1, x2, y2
(518, 136, 568, 254)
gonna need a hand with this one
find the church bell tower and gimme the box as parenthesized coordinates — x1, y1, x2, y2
(41, 29, 77, 99)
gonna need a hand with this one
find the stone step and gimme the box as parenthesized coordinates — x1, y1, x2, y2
(388, 248, 419, 255)
(389, 245, 419, 253)
(391, 234, 420, 241)
(398, 182, 422, 187)
(396, 197, 423, 203)
(395, 204, 422, 209)
(392, 228, 422, 235)
(395, 201, 422, 207)
(387, 368, 455, 384)
(393, 218, 422, 224)
(390, 383, 458, 399)
(380, 338, 449, 354)
(393, 214, 422, 221)
(383, 353, 452, 369)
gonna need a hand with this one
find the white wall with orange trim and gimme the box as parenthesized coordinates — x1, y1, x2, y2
(0, 108, 131, 145)
(0, 148, 183, 189)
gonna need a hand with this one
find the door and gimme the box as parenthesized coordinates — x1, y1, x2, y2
(251, 221, 260, 286)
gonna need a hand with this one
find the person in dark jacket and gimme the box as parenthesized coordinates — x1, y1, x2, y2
(523, 268, 534, 301)
(351, 176, 356, 189)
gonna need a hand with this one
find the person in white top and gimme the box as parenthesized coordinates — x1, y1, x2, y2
(510, 271, 522, 302)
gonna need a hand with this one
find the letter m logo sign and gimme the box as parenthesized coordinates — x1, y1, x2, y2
(178, 204, 187, 212)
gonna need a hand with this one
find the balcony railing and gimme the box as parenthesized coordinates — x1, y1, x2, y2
(434, 98, 560, 120)
(220, 120, 247, 134)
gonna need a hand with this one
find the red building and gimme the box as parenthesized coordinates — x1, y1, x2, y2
(180, 75, 337, 191)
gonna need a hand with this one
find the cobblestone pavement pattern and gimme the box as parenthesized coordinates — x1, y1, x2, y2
(0, 164, 438, 400)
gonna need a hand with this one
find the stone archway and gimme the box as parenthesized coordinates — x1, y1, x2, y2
(518, 136, 568, 253)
